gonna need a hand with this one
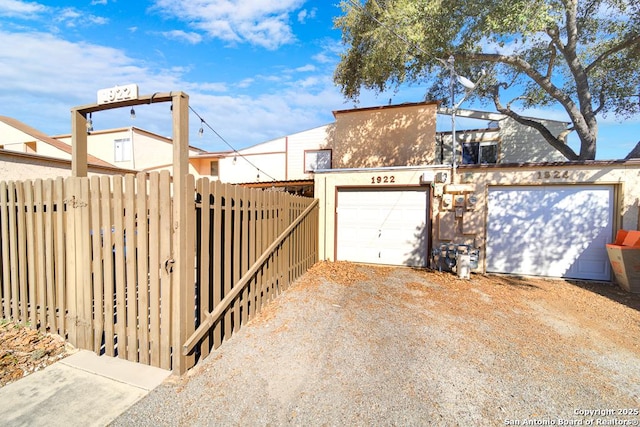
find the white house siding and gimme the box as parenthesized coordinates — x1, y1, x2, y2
(217, 137, 286, 183)
(286, 125, 330, 180)
(217, 125, 330, 184)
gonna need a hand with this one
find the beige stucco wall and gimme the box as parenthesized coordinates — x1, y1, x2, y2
(328, 102, 438, 168)
(315, 161, 640, 273)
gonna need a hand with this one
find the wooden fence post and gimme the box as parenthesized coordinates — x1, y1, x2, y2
(171, 91, 194, 374)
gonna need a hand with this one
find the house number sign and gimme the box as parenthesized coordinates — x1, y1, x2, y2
(97, 84, 139, 104)
(371, 175, 396, 184)
(535, 170, 571, 180)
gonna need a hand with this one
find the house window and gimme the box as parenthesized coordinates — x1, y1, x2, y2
(210, 160, 219, 178)
(304, 149, 332, 173)
(462, 142, 498, 165)
(114, 138, 132, 162)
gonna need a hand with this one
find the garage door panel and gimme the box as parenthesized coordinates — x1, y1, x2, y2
(487, 185, 613, 280)
(337, 189, 428, 267)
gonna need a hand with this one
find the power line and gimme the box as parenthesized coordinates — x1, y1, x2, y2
(188, 105, 278, 182)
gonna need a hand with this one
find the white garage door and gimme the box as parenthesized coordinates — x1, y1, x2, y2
(336, 188, 429, 267)
(486, 185, 614, 280)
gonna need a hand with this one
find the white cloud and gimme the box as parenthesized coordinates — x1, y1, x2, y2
(0, 29, 342, 149)
(161, 30, 203, 44)
(297, 7, 316, 23)
(0, 0, 47, 17)
(90, 0, 108, 5)
(293, 64, 316, 72)
(152, 0, 306, 50)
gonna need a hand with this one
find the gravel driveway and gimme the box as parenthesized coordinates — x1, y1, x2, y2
(112, 262, 640, 426)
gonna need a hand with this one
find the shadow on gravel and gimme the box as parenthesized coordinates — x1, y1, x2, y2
(565, 279, 640, 313)
(481, 274, 543, 289)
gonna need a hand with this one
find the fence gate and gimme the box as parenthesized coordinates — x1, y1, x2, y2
(0, 172, 318, 374)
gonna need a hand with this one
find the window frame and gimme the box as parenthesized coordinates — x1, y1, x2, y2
(304, 149, 332, 173)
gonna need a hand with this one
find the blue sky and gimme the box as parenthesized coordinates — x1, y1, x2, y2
(0, 0, 638, 160)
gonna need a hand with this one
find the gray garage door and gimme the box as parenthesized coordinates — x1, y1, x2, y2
(486, 185, 614, 280)
(336, 188, 429, 267)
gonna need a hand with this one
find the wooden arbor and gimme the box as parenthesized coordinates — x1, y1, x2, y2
(70, 91, 192, 373)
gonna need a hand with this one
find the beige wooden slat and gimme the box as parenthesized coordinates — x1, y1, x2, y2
(24, 181, 37, 327)
(33, 180, 47, 331)
(212, 180, 222, 348)
(112, 175, 127, 359)
(90, 176, 104, 354)
(223, 183, 232, 340)
(278, 192, 286, 292)
(266, 191, 278, 302)
(260, 190, 274, 306)
(0, 182, 9, 319)
(136, 173, 150, 365)
(64, 178, 78, 344)
(15, 182, 28, 324)
(183, 173, 196, 370)
(255, 189, 264, 315)
(8, 182, 19, 321)
(197, 177, 211, 358)
(240, 186, 249, 326)
(53, 177, 66, 335)
(124, 174, 138, 362)
(232, 185, 241, 332)
(79, 177, 93, 350)
(148, 172, 161, 367)
(248, 188, 258, 320)
(43, 180, 55, 330)
(100, 176, 115, 356)
(158, 171, 172, 370)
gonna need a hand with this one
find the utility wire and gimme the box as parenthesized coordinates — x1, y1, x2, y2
(188, 105, 277, 182)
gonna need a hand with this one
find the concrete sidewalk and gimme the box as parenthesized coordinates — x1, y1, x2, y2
(0, 350, 171, 427)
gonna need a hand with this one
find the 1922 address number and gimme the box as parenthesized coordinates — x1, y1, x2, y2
(371, 175, 395, 184)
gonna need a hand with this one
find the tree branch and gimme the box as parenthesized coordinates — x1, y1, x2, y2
(586, 34, 640, 74)
(490, 84, 578, 160)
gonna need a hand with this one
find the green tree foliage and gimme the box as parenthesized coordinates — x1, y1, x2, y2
(334, 0, 640, 160)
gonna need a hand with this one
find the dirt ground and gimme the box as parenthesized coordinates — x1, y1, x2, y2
(112, 261, 640, 426)
(0, 321, 70, 387)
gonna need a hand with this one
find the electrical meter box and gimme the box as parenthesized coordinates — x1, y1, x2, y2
(442, 194, 453, 209)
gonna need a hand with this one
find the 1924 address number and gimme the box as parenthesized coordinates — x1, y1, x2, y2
(535, 170, 570, 179)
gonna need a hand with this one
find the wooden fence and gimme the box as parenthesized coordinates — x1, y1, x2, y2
(0, 172, 318, 373)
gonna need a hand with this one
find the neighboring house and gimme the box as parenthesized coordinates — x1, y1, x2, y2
(0, 149, 136, 180)
(54, 127, 207, 174)
(625, 141, 640, 159)
(198, 102, 571, 187)
(0, 116, 114, 168)
(437, 108, 570, 164)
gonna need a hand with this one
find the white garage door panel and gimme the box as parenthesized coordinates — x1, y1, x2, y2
(337, 189, 428, 267)
(486, 185, 613, 280)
